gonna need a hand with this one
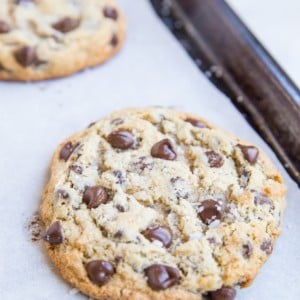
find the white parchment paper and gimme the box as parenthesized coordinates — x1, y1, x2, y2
(0, 1, 299, 299)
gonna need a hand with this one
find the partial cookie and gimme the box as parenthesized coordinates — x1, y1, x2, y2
(0, 0, 126, 81)
(41, 107, 286, 300)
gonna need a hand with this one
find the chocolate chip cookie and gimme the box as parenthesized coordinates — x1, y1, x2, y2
(41, 107, 287, 299)
(0, 0, 126, 81)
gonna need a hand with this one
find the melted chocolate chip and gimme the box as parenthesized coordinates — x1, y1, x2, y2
(253, 192, 274, 209)
(145, 264, 180, 290)
(70, 165, 83, 174)
(205, 151, 224, 168)
(52, 17, 80, 33)
(143, 226, 172, 248)
(0, 21, 10, 33)
(43, 221, 63, 245)
(198, 199, 223, 225)
(86, 260, 115, 286)
(242, 242, 253, 259)
(14, 46, 37, 67)
(260, 240, 273, 254)
(186, 118, 208, 128)
(103, 7, 118, 20)
(151, 139, 176, 161)
(110, 34, 118, 47)
(57, 189, 69, 199)
(59, 142, 79, 161)
(108, 130, 134, 149)
(237, 144, 259, 165)
(83, 186, 107, 209)
(209, 287, 237, 300)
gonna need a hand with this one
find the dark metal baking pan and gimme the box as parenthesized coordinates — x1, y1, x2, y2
(150, 0, 300, 186)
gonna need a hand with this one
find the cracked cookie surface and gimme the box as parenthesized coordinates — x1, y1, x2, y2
(41, 107, 287, 300)
(0, 0, 126, 81)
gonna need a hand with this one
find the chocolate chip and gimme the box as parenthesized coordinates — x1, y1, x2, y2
(0, 21, 10, 33)
(116, 204, 125, 212)
(237, 144, 259, 165)
(59, 142, 79, 161)
(145, 264, 180, 290)
(205, 151, 224, 168)
(110, 34, 118, 47)
(108, 130, 134, 149)
(103, 7, 118, 20)
(114, 230, 123, 238)
(70, 165, 83, 174)
(186, 118, 208, 128)
(57, 189, 69, 199)
(86, 260, 115, 286)
(143, 226, 172, 248)
(253, 192, 274, 209)
(151, 139, 176, 160)
(43, 221, 63, 245)
(209, 287, 237, 300)
(260, 240, 273, 254)
(83, 186, 107, 209)
(242, 242, 253, 259)
(198, 199, 223, 225)
(52, 17, 80, 33)
(14, 46, 37, 67)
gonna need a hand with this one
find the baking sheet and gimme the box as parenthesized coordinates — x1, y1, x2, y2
(0, 0, 299, 299)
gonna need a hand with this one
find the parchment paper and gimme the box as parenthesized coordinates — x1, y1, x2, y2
(0, 1, 299, 299)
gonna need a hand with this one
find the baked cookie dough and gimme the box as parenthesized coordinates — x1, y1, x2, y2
(41, 107, 286, 299)
(0, 0, 126, 81)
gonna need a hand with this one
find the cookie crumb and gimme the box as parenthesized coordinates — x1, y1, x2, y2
(69, 288, 79, 295)
(28, 212, 45, 242)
